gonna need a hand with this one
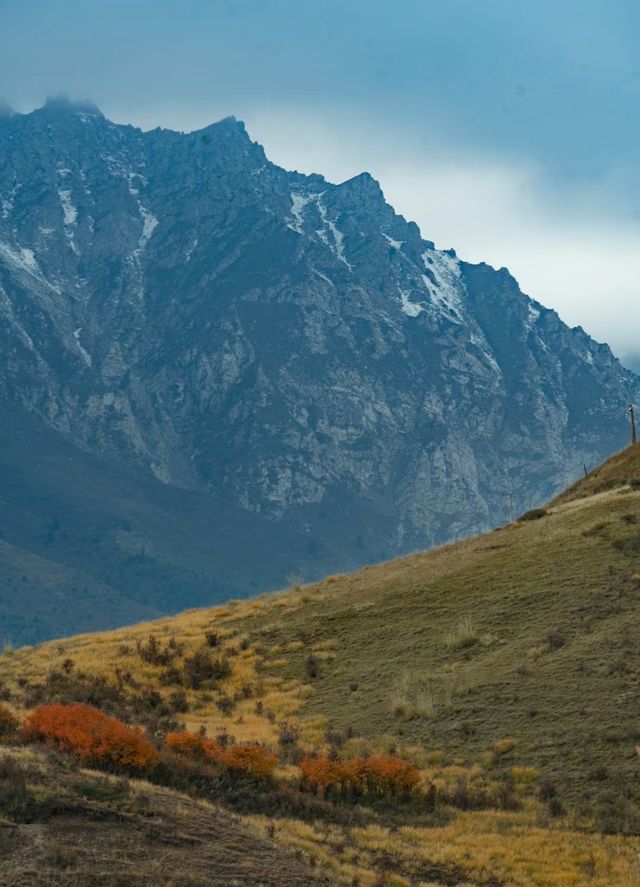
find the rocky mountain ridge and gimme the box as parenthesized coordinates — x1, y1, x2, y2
(0, 97, 638, 642)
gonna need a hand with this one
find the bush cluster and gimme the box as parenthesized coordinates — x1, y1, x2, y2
(165, 730, 277, 779)
(23, 703, 159, 773)
(136, 634, 182, 666)
(300, 753, 421, 798)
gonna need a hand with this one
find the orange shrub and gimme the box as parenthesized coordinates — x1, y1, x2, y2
(165, 730, 276, 779)
(301, 754, 421, 798)
(300, 754, 344, 794)
(222, 744, 277, 778)
(23, 703, 158, 773)
(165, 730, 223, 762)
(358, 755, 421, 796)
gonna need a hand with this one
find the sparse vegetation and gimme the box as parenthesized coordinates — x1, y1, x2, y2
(444, 615, 479, 650)
(0, 701, 19, 738)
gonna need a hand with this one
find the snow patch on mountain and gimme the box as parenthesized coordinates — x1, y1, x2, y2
(289, 192, 312, 233)
(127, 179, 158, 254)
(0, 243, 38, 273)
(138, 205, 158, 249)
(399, 289, 425, 317)
(0, 242, 62, 294)
(73, 327, 92, 366)
(1, 188, 17, 219)
(383, 233, 404, 250)
(527, 303, 541, 326)
(185, 236, 198, 261)
(421, 249, 464, 320)
(288, 192, 351, 269)
(58, 189, 78, 227)
(316, 196, 351, 270)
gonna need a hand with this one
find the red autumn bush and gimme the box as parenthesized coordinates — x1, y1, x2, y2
(165, 730, 224, 762)
(299, 754, 343, 794)
(223, 744, 277, 778)
(165, 730, 276, 779)
(22, 703, 158, 773)
(301, 753, 421, 798)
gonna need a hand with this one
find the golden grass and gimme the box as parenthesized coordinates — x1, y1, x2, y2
(250, 807, 640, 887)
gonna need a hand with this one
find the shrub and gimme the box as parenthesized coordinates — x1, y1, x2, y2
(216, 694, 235, 715)
(0, 703, 19, 739)
(300, 755, 343, 795)
(136, 634, 179, 666)
(517, 508, 547, 521)
(23, 668, 126, 713)
(306, 654, 320, 679)
(164, 730, 276, 780)
(23, 703, 159, 773)
(445, 616, 479, 651)
(182, 649, 231, 689)
(159, 666, 182, 686)
(165, 730, 223, 762)
(300, 754, 420, 799)
(491, 737, 516, 762)
(0, 756, 39, 822)
(546, 627, 566, 651)
(223, 744, 277, 778)
(168, 689, 189, 713)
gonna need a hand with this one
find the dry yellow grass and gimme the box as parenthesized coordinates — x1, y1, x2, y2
(250, 808, 640, 887)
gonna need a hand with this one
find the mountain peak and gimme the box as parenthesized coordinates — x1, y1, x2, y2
(41, 95, 104, 117)
(194, 114, 249, 138)
(339, 170, 384, 198)
(0, 98, 14, 118)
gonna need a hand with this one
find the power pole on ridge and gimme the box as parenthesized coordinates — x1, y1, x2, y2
(630, 404, 638, 445)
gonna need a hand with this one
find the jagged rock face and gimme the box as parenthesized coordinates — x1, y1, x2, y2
(0, 99, 638, 590)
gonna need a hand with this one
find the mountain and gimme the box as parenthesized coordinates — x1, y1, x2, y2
(1, 97, 638, 644)
(2, 446, 640, 885)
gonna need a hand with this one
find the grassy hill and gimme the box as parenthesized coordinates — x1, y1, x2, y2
(1, 445, 640, 885)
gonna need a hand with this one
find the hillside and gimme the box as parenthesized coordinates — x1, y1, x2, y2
(552, 442, 640, 504)
(0, 748, 323, 886)
(1, 446, 640, 884)
(1, 99, 639, 644)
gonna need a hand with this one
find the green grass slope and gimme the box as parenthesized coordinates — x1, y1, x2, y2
(225, 445, 640, 827)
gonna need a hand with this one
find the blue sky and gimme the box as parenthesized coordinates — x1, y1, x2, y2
(2, 0, 639, 359)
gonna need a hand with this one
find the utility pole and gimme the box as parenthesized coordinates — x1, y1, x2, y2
(630, 404, 638, 446)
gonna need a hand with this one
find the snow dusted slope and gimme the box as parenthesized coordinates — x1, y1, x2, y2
(0, 98, 638, 641)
